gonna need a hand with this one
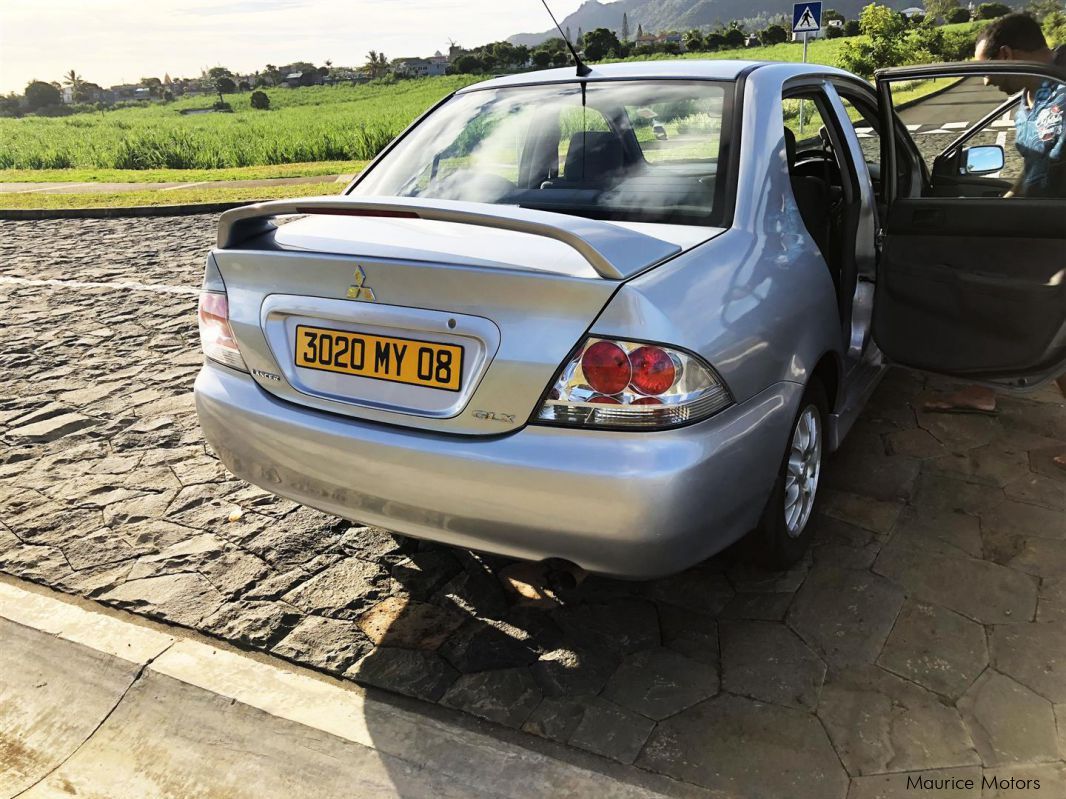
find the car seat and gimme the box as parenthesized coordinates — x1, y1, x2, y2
(784, 127, 831, 259)
(542, 132, 624, 189)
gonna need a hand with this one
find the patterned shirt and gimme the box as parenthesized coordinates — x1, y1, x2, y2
(1013, 53, 1066, 197)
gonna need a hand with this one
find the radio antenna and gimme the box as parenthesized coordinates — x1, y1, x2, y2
(539, 0, 591, 77)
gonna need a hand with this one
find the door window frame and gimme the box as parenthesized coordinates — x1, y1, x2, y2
(876, 60, 1066, 205)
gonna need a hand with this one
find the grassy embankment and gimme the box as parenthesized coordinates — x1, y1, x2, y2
(0, 28, 969, 209)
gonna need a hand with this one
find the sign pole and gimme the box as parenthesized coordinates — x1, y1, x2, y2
(799, 32, 808, 132)
(792, 2, 821, 135)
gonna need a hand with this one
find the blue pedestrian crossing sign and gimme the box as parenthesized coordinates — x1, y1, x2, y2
(792, 1, 822, 33)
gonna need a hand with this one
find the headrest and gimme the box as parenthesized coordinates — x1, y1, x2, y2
(783, 127, 797, 169)
(563, 131, 623, 184)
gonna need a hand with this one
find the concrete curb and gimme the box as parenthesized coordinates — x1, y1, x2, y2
(0, 577, 706, 799)
(0, 200, 260, 221)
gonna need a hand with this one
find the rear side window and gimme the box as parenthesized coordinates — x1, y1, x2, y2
(351, 80, 733, 226)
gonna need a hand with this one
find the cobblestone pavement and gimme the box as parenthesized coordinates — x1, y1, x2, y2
(2, 215, 1064, 798)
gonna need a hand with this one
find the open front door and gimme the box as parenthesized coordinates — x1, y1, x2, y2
(873, 61, 1066, 388)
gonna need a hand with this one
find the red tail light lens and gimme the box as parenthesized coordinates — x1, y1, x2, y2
(581, 340, 631, 395)
(198, 291, 247, 371)
(629, 346, 676, 396)
(534, 337, 732, 429)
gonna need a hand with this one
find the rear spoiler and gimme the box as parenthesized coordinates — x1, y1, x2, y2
(216, 196, 682, 281)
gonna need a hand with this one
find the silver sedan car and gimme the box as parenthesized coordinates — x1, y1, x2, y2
(195, 60, 1066, 577)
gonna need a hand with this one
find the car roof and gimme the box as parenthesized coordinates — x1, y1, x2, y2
(457, 60, 853, 92)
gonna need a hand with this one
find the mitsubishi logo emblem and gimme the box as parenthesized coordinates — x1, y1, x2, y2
(346, 266, 376, 302)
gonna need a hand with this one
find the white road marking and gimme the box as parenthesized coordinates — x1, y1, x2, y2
(996, 131, 1008, 147)
(942, 121, 969, 129)
(159, 181, 211, 191)
(906, 124, 921, 131)
(0, 275, 197, 295)
(14, 182, 82, 194)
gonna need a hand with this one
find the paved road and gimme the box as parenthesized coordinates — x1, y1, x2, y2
(898, 77, 1009, 129)
(0, 216, 1064, 797)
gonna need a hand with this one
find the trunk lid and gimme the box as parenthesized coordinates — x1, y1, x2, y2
(212, 197, 720, 435)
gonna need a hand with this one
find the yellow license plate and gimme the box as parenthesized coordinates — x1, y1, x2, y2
(294, 325, 463, 392)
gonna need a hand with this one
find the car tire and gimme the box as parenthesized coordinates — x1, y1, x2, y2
(756, 379, 827, 570)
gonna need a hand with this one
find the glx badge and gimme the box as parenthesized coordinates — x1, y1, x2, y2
(346, 267, 376, 302)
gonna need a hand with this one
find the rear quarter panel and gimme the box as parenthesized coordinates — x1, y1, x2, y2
(592, 67, 843, 406)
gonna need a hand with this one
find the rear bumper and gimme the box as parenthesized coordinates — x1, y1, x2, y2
(195, 362, 802, 577)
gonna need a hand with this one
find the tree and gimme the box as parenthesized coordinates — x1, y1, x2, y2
(622, 12, 630, 41)
(836, 4, 909, 77)
(364, 50, 389, 78)
(947, 7, 971, 22)
(761, 24, 788, 45)
(533, 49, 553, 68)
(826, 25, 845, 38)
(454, 54, 483, 73)
(723, 26, 746, 47)
(1045, 10, 1066, 45)
(0, 93, 21, 117)
(62, 70, 83, 102)
(208, 66, 234, 80)
(1029, 0, 1064, 21)
(704, 31, 725, 50)
(975, 3, 1012, 19)
(823, 8, 844, 22)
(923, 0, 959, 21)
(250, 90, 270, 109)
(844, 19, 861, 35)
(140, 77, 162, 98)
(583, 27, 621, 59)
(25, 80, 60, 111)
(263, 64, 281, 85)
(213, 76, 236, 104)
(163, 89, 174, 102)
(684, 29, 704, 50)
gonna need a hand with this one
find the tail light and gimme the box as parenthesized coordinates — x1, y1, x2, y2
(198, 292, 246, 371)
(534, 337, 732, 429)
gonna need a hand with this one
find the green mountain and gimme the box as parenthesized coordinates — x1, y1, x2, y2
(507, 0, 907, 47)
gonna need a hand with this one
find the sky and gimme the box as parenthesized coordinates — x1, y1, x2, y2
(0, 0, 587, 94)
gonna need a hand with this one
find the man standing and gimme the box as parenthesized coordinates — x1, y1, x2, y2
(925, 14, 1066, 469)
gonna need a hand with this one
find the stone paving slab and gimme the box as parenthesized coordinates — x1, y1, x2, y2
(0, 215, 1063, 796)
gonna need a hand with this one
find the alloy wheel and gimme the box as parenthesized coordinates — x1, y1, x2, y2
(784, 404, 821, 538)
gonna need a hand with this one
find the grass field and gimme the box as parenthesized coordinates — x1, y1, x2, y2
(0, 30, 924, 178)
(0, 77, 480, 172)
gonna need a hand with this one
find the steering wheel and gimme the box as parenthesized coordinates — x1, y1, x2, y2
(792, 150, 841, 186)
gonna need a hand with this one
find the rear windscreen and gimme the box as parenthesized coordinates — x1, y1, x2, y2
(351, 80, 733, 226)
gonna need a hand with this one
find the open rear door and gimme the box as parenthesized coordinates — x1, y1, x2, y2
(873, 61, 1066, 388)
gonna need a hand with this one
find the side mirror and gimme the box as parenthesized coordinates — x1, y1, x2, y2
(961, 145, 1005, 176)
